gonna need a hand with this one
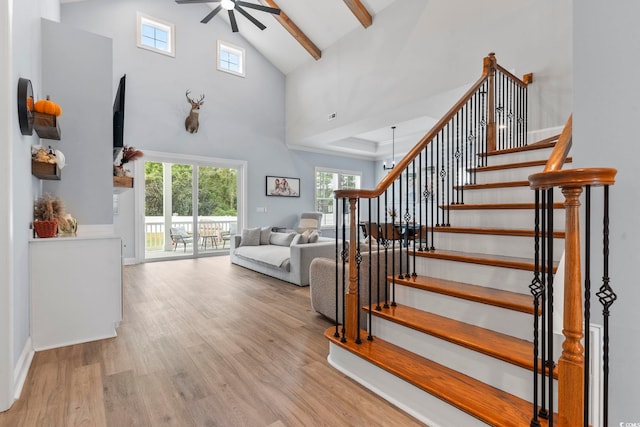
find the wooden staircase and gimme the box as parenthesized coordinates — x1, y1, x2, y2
(326, 136, 570, 426)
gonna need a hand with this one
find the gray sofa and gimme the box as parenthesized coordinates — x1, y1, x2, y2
(309, 248, 401, 326)
(230, 230, 337, 287)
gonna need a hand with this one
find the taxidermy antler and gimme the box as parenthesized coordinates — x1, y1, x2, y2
(185, 90, 205, 134)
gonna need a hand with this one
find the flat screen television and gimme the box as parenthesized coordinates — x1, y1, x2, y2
(113, 74, 126, 159)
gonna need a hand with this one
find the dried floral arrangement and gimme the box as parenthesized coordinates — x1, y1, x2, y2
(33, 193, 65, 222)
(119, 146, 144, 166)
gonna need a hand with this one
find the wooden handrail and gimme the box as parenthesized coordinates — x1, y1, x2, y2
(336, 73, 490, 199)
(542, 114, 573, 173)
(529, 167, 616, 189)
(336, 52, 532, 200)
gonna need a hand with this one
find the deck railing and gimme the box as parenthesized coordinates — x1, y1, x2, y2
(145, 216, 236, 252)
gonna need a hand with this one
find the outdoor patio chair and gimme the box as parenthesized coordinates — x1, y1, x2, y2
(170, 226, 193, 252)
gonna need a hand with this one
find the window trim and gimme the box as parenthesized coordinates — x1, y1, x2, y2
(314, 167, 362, 230)
(136, 12, 175, 57)
(217, 40, 245, 78)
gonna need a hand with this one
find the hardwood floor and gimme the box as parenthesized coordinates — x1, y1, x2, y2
(0, 256, 425, 427)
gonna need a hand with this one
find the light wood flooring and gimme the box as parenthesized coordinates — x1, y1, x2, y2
(0, 256, 425, 427)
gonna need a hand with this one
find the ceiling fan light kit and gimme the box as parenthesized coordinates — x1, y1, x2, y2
(176, 0, 281, 33)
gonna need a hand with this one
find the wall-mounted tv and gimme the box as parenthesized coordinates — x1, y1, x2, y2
(113, 74, 126, 159)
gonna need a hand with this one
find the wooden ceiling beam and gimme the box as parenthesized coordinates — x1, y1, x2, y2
(260, 0, 322, 60)
(343, 0, 372, 28)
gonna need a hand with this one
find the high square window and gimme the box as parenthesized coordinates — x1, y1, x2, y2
(137, 12, 175, 57)
(217, 40, 245, 77)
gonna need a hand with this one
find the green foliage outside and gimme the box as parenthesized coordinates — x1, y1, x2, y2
(145, 162, 237, 217)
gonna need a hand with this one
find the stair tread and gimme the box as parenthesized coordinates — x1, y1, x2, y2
(445, 202, 564, 210)
(325, 327, 554, 426)
(413, 248, 558, 272)
(459, 180, 530, 190)
(393, 274, 535, 314)
(480, 135, 560, 157)
(427, 225, 565, 239)
(364, 304, 546, 373)
(471, 157, 572, 172)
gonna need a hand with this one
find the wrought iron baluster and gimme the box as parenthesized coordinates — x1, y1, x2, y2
(546, 188, 555, 426)
(334, 195, 340, 338)
(530, 189, 543, 427)
(340, 197, 348, 343)
(584, 185, 591, 427)
(539, 189, 548, 419)
(596, 184, 615, 427)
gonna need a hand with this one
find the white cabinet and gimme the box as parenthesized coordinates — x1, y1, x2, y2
(30, 235, 122, 351)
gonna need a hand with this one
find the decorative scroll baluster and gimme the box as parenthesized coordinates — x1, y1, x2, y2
(546, 188, 555, 427)
(530, 189, 543, 427)
(596, 184, 615, 427)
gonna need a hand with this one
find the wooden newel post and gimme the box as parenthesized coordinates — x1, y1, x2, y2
(345, 197, 359, 341)
(558, 186, 585, 427)
(485, 52, 497, 153)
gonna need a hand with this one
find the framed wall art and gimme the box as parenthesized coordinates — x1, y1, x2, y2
(266, 176, 300, 197)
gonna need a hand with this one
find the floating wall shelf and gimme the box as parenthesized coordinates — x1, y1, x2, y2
(33, 112, 61, 140)
(32, 160, 61, 180)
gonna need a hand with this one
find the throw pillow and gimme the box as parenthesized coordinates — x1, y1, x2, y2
(260, 226, 272, 245)
(298, 229, 311, 244)
(270, 232, 296, 247)
(308, 230, 319, 243)
(240, 227, 261, 247)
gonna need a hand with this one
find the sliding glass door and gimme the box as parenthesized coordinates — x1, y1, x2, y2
(140, 154, 243, 262)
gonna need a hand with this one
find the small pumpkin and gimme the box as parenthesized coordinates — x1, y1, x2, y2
(34, 95, 62, 116)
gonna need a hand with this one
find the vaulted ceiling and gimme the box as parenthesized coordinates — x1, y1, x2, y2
(187, 0, 442, 160)
(194, 0, 397, 74)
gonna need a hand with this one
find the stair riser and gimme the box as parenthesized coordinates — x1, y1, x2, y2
(462, 186, 564, 204)
(371, 317, 559, 405)
(430, 231, 564, 260)
(475, 165, 546, 184)
(447, 208, 565, 229)
(393, 284, 533, 340)
(485, 147, 554, 166)
(412, 257, 534, 293)
(328, 343, 488, 427)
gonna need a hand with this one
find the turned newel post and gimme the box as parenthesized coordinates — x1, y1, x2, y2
(345, 197, 359, 341)
(558, 185, 584, 427)
(485, 52, 497, 153)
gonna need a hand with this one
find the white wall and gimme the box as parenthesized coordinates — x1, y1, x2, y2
(286, 0, 573, 147)
(1, 0, 60, 413)
(574, 0, 640, 422)
(61, 0, 293, 256)
(41, 19, 113, 225)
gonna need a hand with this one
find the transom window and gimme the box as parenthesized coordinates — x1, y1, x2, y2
(217, 40, 245, 77)
(315, 168, 361, 228)
(137, 12, 175, 57)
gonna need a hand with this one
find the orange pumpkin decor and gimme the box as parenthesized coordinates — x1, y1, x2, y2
(34, 95, 62, 116)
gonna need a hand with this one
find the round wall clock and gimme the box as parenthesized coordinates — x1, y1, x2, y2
(17, 77, 34, 136)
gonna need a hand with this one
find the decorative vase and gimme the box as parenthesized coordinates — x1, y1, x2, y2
(33, 220, 58, 238)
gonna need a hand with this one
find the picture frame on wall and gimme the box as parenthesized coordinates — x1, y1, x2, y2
(266, 176, 300, 197)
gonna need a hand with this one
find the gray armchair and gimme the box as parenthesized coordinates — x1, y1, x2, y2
(296, 212, 323, 234)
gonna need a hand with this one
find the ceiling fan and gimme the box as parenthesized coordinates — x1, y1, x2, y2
(175, 0, 281, 32)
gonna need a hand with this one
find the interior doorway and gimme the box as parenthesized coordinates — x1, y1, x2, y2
(135, 152, 246, 262)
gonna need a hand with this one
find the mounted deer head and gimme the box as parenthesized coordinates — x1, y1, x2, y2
(185, 90, 205, 134)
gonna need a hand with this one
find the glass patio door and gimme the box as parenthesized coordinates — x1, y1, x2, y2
(142, 158, 239, 261)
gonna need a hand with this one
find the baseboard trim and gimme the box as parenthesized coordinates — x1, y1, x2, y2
(123, 257, 137, 265)
(13, 337, 34, 400)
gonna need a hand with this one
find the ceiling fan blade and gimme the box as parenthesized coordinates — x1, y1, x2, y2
(228, 10, 239, 32)
(176, 0, 220, 4)
(235, 5, 266, 30)
(236, 1, 280, 15)
(201, 5, 222, 23)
